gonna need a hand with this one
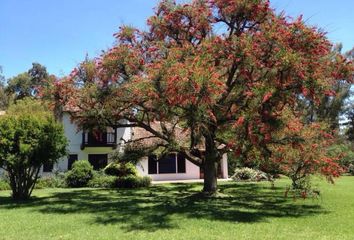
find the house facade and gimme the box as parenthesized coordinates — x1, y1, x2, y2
(51, 113, 131, 172)
(48, 113, 228, 181)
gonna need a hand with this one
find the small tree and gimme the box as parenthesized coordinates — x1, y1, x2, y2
(269, 116, 342, 190)
(0, 99, 67, 200)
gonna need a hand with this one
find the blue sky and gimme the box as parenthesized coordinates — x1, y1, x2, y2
(0, 0, 353, 79)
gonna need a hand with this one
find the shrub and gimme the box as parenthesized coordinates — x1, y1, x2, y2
(115, 175, 151, 189)
(284, 176, 321, 199)
(108, 143, 147, 165)
(35, 173, 66, 189)
(88, 175, 116, 188)
(348, 164, 354, 176)
(0, 180, 10, 191)
(327, 143, 354, 170)
(231, 167, 267, 182)
(103, 162, 120, 176)
(65, 160, 94, 188)
(138, 176, 152, 187)
(104, 162, 137, 177)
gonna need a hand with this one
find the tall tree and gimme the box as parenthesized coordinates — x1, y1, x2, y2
(343, 46, 354, 140)
(56, 0, 353, 194)
(0, 66, 9, 110)
(6, 72, 32, 99)
(28, 62, 50, 96)
(300, 44, 353, 130)
(346, 109, 354, 141)
(6, 63, 52, 100)
(0, 66, 4, 85)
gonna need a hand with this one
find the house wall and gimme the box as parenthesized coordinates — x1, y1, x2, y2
(29, 113, 230, 181)
(221, 153, 229, 179)
(55, 147, 115, 172)
(1, 113, 230, 181)
(54, 113, 82, 171)
(53, 114, 132, 172)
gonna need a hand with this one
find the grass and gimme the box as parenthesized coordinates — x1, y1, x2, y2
(0, 177, 353, 240)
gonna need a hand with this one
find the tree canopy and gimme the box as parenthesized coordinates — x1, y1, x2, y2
(0, 66, 10, 110)
(0, 99, 67, 200)
(6, 63, 54, 100)
(56, 0, 353, 193)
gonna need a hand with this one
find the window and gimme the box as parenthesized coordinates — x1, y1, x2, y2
(82, 128, 116, 146)
(148, 155, 157, 174)
(158, 154, 176, 174)
(147, 153, 186, 174)
(68, 154, 78, 170)
(43, 163, 53, 172)
(88, 154, 108, 170)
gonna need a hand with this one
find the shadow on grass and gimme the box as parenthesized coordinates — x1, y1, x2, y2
(0, 182, 327, 232)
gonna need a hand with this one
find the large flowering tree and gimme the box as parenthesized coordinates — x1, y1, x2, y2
(55, 0, 353, 193)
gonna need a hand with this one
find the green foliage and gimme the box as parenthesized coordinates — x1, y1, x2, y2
(6, 97, 51, 116)
(28, 63, 49, 86)
(0, 99, 67, 200)
(101, 159, 148, 188)
(115, 175, 151, 189)
(0, 66, 4, 85)
(35, 173, 66, 189)
(138, 176, 152, 187)
(0, 179, 10, 191)
(231, 167, 268, 182)
(105, 146, 148, 189)
(227, 153, 241, 177)
(345, 108, 354, 142)
(227, 151, 265, 177)
(308, 50, 351, 131)
(290, 175, 312, 190)
(65, 160, 94, 188)
(103, 162, 120, 176)
(0, 67, 10, 110)
(348, 164, 354, 175)
(108, 143, 147, 165)
(327, 142, 354, 170)
(284, 176, 321, 199)
(104, 162, 137, 177)
(56, 0, 354, 194)
(5, 72, 32, 99)
(0, 88, 10, 110)
(5, 63, 51, 100)
(87, 175, 116, 188)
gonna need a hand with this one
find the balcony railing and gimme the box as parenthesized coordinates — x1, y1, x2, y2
(81, 131, 117, 149)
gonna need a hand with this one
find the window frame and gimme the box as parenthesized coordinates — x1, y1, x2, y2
(147, 153, 186, 174)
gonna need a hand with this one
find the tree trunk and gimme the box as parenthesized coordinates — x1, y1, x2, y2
(202, 130, 220, 194)
(8, 168, 38, 201)
(203, 155, 218, 194)
(10, 177, 30, 201)
(12, 188, 30, 201)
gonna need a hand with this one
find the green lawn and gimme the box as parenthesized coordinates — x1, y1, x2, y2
(0, 177, 353, 240)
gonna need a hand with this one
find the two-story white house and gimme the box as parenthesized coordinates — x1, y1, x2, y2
(45, 113, 228, 181)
